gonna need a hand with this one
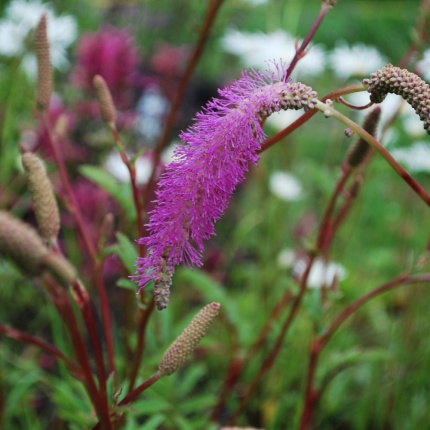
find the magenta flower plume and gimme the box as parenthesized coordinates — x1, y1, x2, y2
(133, 63, 318, 309)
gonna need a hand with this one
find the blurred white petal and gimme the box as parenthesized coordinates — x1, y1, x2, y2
(269, 171, 303, 201)
(329, 42, 387, 80)
(221, 29, 325, 78)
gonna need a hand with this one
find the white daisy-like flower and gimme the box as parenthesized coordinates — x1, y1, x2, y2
(104, 151, 153, 185)
(329, 42, 387, 80)
(391, 142, 430, 172)
(221, 29, 326, 78)
(0, 0, 77, 77)
(416, 49, 430, 82)
(293, 257, 347, 289)
(269, 171, 303, 201)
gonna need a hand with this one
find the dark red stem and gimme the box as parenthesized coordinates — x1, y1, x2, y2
(283, 3, 333, 82)
(0, 324, 80, 375)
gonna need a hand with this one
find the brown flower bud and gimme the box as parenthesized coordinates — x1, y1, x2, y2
(35, 15, 52, 112)
(363, 64, 430, 134)
(159, 302, 221, 375)
(346, 106, 381, 168)
(0, 211, 49, 276)
(93, 75, 117, 127)
(42, 253, 77, 287)
(21, 152, 60, 243)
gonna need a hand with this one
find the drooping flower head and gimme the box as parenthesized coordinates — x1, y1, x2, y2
(133, 63, 318, 309)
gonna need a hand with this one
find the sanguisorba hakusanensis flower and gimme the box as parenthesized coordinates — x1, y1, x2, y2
(134, 63, 318, 310)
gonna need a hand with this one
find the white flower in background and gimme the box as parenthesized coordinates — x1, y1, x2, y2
(391, 142, 430, 172)
(221, 29, 325, 78)
(276, 248, 296, 269)
(269, 171, 303, 201)
(0, 0, 77, 77)
(416, 49, 430, 82)
(293, 257, 347, 289)
(104, 151, 153, 185)
(135, 87, 170, 141)
(329, 42, 387, 80)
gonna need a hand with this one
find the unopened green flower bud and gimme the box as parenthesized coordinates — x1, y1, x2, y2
(0, 211, 49, 276)
(346, 106, 381, 168)
(93, 75, 117, 127)
(363, 64, 430, 134)
(22, 153, 60, 243)
(35, 15, 52, 112)
(159, 302, 221, 375)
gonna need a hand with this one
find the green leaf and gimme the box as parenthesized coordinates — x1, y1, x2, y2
(79, 165, 136, 221)
(176, 268, 239, 326)
(140, 415, 166, 430)
(107, 232, 138, 274)
(117, 278, 138, 291)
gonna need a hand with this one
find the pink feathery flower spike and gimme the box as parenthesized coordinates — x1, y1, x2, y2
(133, 63, 318, 310)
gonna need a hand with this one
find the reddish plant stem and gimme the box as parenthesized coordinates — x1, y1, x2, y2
(299, 339, 321, 430)
(71, 280, 109, 412)
(120, 371, 162, 406)
(110, 126, 144, 243)
(259, 84, 365, 154)
(298, 273, 430, 429)
(316, 101, 430, 209)
(0, 324, 80, 375)
(143, 0, 225, 205)
(127, 298, 155, 393)
(228, 255, 316, 425)
(316, 165, 352, 252)
(40, 114, 116, 381)
(284, 3, 333, 82)
(43, 276, 112, 429)
(211, 290, 294, 421)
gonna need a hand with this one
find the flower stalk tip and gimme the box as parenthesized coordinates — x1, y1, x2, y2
(35, 15, 52, 112)
(22, 152, 60, 243)
(159, 302, 221, 376)
(0, 211, 49, 277)
(93, 75, 117, 127)
(363, 64, 430, 134)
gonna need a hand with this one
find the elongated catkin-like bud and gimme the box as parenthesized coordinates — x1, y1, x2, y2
(159, 302, 221, 375)
(35, 15, 52, 112)
(0, 211, 49, 276)
(93, 75, 117, 127)
(42, 253, 77, 287)
(22, 153, 60, 243)
(346, 106, 381, 168)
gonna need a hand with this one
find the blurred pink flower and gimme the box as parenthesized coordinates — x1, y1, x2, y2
(71, 26, 140, 110)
